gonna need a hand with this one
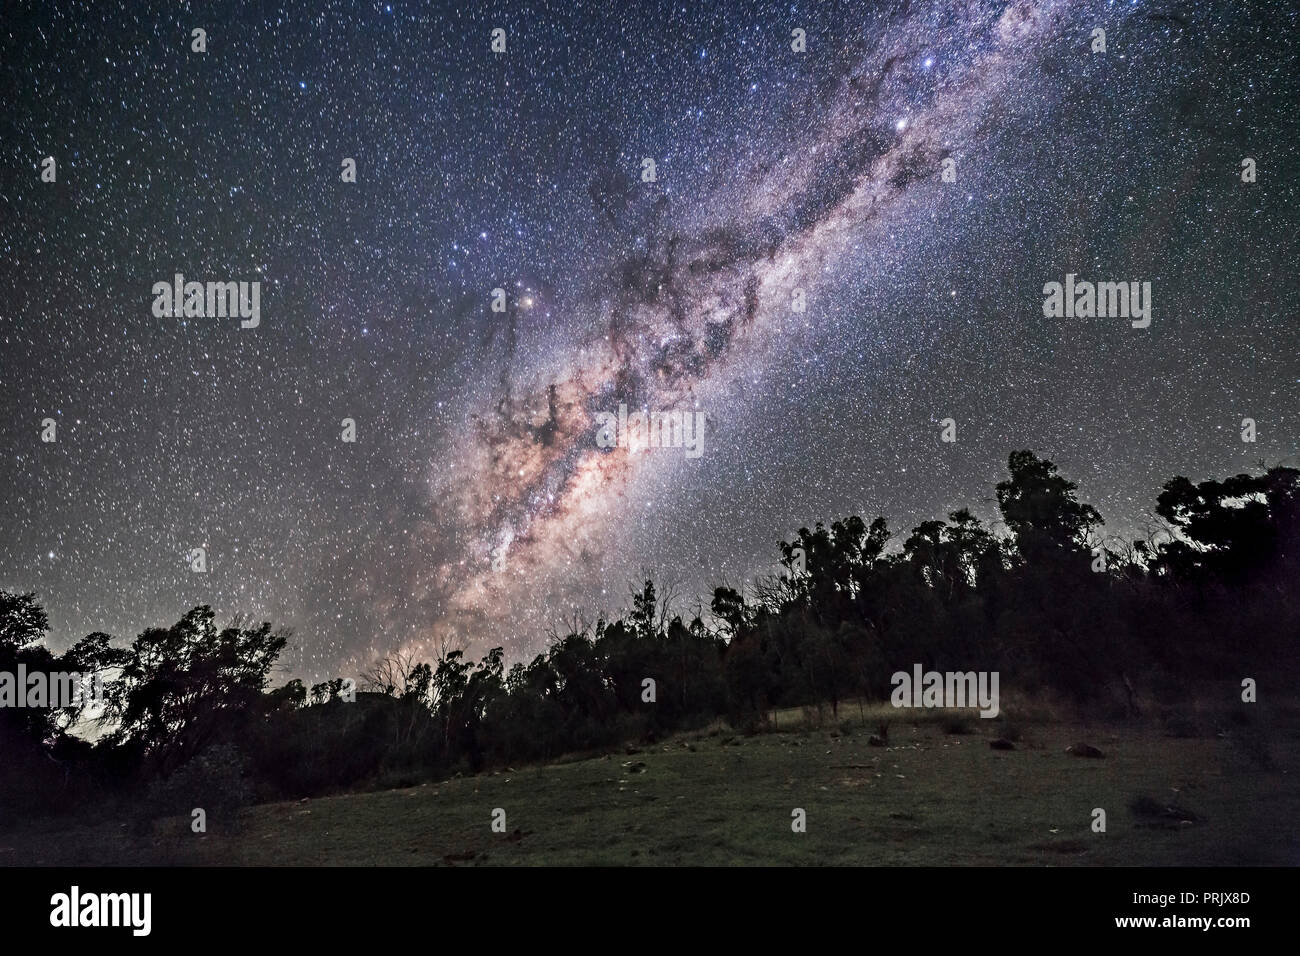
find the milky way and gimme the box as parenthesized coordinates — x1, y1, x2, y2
(426, 1, 1070, 656)
(2, 0, 1297, 681)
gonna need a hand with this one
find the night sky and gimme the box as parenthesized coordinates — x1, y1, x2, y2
(2, 0, 1296, 684)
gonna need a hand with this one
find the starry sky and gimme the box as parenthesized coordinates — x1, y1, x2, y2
(2, 0, 1297, 684)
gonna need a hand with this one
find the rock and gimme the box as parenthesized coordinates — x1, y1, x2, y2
(1131, 794, 1200, 825)
(1066, 743, 1105, 758)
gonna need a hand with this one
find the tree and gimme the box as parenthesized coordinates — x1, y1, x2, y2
(111, 606, 287, 775)
(997, 451, 1102, 560)
(711, 586, 749, 640)
(1154, 466, 1300, 582)
(0, 590, 48, 652)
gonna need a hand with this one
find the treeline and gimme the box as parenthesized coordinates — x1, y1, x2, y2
(1, 451, 1296, 822)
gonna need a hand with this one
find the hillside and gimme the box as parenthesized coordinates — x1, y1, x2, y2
(8, 707, 1298, 866)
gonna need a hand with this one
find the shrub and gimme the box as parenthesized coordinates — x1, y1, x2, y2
(144, 743, 252, 822)
(941, 715, 973, 735)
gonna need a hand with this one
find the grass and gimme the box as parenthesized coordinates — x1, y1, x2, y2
(5, 703, 1298, 866)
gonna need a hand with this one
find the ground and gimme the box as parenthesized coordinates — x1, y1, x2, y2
(7, 702, 1297, 866)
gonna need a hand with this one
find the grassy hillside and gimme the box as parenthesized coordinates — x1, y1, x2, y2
(6, 704, 1297, 866)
